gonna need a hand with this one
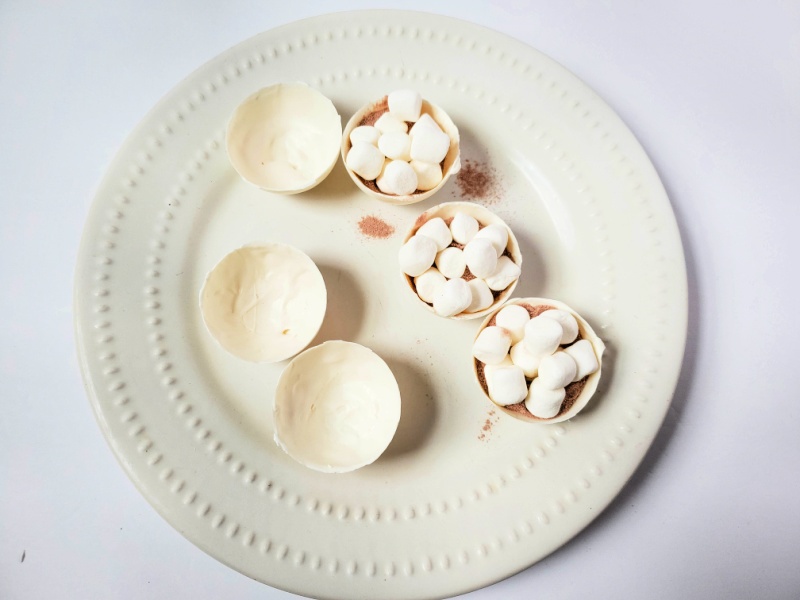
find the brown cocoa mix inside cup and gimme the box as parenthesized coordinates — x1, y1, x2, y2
(475, 303, 588, 420)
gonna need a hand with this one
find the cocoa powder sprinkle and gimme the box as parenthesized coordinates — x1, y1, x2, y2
(358, 215, 395, 239)
(454, 159, 502, 205)
(478, 409, 499, 441)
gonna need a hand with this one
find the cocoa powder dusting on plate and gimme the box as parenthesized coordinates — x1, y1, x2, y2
(357, 215, 395, 239)
(454, 159, 502, 205)
(478, 409, 500, 441)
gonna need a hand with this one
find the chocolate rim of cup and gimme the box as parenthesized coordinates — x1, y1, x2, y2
(402, 201, 522, 320)
(341, 96, 461, 205)
(472, 297, 606, 423)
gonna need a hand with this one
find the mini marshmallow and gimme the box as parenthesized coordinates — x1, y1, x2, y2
(409, 113, 441, 136)
(374, 112, 408, 134)
(474, 223, 509, 257)
(484, 256, 521, 291)
(487, 365, 528, 406)
(388, 89, 423, 122)
(378, 132, 412, 161)
(413, 267, 446, 304)
(510, 341, 541, 378)
(463, 238, 497, 279)
(450, 212, 479, 244)
(432, 278, 472, 317)
(540, 309, 579, 345)
(495, 304, 530, 344)
(523, 316, 563, 357)
(564, 339, 599, 381)
(472, 326, 512, 365)
(349, 125, 380, 146)
(483, 355, 513, 380)
(399, 234, 437, 277)
(465, 278, 494, 313)
(537, 351, 577, 390)
(435, 247, 466, 279)
(410, 126, 450, 164)
(376, 159, 418, 195)
(410, 160, 443, 191)
(346, 142, 384, 180)
(416, 217, 452, 251)
(525, 378, 565, 419)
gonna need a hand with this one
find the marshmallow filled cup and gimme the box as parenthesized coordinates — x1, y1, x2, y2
(341, 91, 461, 204)
(400, 202, 523, 320)
(473, 298, 605, 424)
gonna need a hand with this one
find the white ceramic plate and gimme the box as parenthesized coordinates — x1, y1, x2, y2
(75, 11, 687, 600)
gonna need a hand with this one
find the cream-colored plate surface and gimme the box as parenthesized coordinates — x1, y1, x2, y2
(74, 11, 687, 600)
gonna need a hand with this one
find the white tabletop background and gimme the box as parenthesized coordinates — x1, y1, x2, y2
(2, 1, 799, 598)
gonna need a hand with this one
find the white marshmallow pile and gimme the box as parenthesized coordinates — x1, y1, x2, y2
(473, 305, 600, 418)
(400, 212, 521, 317)
(346, 90, 451, 195)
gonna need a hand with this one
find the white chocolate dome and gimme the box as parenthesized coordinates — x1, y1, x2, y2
(273, 341, 401, 473)
(200, 243, 326, 363)
(226, 82, 341, 194)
